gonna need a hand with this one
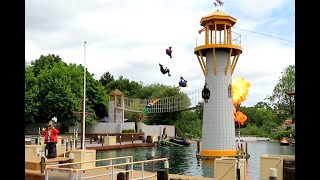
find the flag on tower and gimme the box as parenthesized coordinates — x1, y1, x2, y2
(214, 0, 224, 7)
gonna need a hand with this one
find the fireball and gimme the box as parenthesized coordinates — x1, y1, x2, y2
(232, 77, 250, 126)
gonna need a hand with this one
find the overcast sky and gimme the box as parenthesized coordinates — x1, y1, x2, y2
(25, 0, 295, 107)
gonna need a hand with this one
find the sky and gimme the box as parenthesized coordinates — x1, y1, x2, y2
(25, 0, 295, 107)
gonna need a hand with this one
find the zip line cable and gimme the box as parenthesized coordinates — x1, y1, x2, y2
(233, 26, 295, 44)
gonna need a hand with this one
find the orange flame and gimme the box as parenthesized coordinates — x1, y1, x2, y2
(232, 77, 251, 125)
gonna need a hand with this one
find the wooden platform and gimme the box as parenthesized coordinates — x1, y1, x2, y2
(86, 143, 154, 151)
(25, 167, 214, 180)
(25, 156, 70, 171)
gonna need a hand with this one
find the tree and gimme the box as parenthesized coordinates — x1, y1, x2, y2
(136, 83, 191, 125)
(25, 55, 108, 126)
(30, 54, 65, 76)
(195, 102, 204, 120)
(267, 65, 295, 123)
(174, 111, 202, 138)
(104, 78, 143, 97)
(99, 72, 115, 88)
(25, 65, 40, 125)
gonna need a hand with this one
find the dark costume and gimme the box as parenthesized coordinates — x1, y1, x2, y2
(146, 102, 152, 108)
(179, 76, 187, 87)
(162, 127, 168, 139)
(159, 63, 171, 76)
(42, 124, 59, 158)
(166, 47, 172, 58)
(202, 83, 210, 103)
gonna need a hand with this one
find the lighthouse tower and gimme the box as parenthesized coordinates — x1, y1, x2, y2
(194, 10, 242, 158)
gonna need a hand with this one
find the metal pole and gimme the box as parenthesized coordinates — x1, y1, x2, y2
(237, 125, 241, 180)
(82, 41, 87, 150)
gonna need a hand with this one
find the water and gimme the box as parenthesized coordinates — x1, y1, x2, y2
(96, 141, 295, 180)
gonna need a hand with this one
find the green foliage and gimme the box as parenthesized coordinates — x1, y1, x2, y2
(25, 66, 40, 124)
(240, 124, 269, 137)
(99, 72, 115, 88)
(25, 55, 108, 126)
(272, 127, 295, 140)
(122, 129, 136, 133)
(30, 54, 65, 76)
(125, 111, 141, 123)
(195, 102, 204, 120)
(267, 65, 295, 123)
(174, 111, 202, 138)
(133, 83, 190, 125)
(105, 77, 143, 97)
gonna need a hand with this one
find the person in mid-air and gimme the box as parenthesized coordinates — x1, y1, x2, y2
(159, 63, 171, 76)
(178, 76, 187, 87)
(202, 83, 210, 103)
(166, 47, 172, 58)
(146, 102, 153, 108)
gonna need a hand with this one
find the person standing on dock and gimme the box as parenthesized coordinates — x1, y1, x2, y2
(117, 172, 126, 180)
(162, 127, 168, 140)
(42, 120, 59, 158)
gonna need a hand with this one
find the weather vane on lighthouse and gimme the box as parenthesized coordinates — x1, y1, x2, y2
(214, 0, 224, 10)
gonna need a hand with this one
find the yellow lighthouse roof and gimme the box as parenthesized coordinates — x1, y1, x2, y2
(200, 10, 237, 27)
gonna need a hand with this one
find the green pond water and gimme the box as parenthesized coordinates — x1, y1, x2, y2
(96, 141, 295, 180)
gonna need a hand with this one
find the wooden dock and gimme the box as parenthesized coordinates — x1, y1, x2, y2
(26, 167, 214, 180)
(86, 142, 155, 151)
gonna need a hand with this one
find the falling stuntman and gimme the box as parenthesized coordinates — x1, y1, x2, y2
(159, 63, 171, 76)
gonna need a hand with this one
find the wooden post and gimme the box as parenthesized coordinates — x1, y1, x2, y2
(102, 136, 104, 146)
(197, 140, 200, 154)
(125, 157, 130, 179)
(69, 136, 73, 150)
(125, 164, 129, 179)
(120, 135, 122, 145)
(151, 151, 155, 173)
(65, 139, 69, 151)
(63, 139, 66, 158)
(164, 160, 169, 180)
(132, 135, 134, 144)
(240, 143, 244, 158)
(69, 153, 75, 169)
(40, 152, 46, 173)
(246, 142, 248, 155)
(269, 168, 277, 180)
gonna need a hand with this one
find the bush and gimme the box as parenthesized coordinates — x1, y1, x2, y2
(122, 129, 136, 133)
(273, 127, 295, 140)
(240, 123, 268, 137)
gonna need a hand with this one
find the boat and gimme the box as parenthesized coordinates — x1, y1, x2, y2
(280, 137, 290, 146)
(169, 137, 190, 146)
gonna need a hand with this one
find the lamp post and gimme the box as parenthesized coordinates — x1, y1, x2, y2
(286, 91, 295, 124)
(82, 41, 87, 150)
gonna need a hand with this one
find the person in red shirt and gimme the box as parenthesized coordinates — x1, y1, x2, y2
(42, 120, 59, 158)
(166, 47, 172, 58)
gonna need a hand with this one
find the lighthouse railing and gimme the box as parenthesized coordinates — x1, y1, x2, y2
(195, 31, 241, 47)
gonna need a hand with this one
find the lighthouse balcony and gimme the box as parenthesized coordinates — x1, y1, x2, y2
(195, 31, 242, 56)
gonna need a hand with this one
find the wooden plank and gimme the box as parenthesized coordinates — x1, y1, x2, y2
(26, 165, 214, 180)
(25, 157, 70, 171)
